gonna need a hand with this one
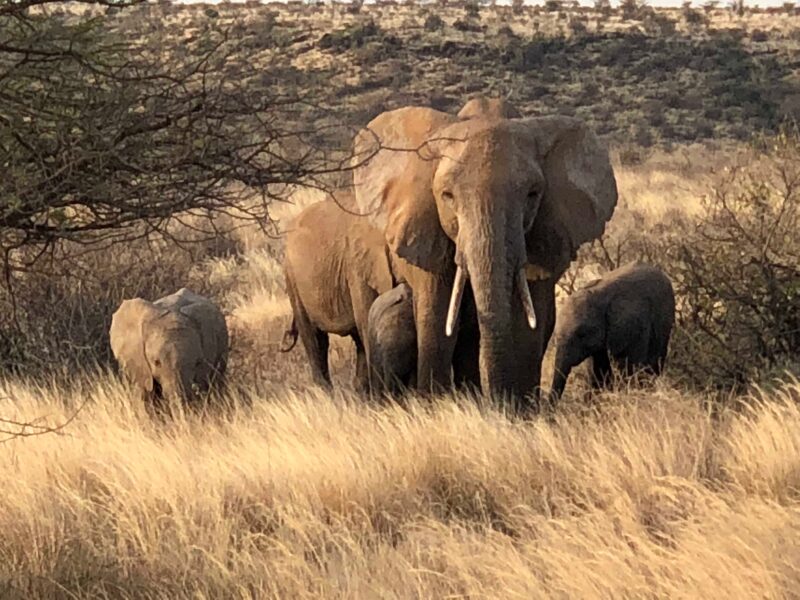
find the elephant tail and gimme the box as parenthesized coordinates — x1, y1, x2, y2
(280, 317, 298, 352)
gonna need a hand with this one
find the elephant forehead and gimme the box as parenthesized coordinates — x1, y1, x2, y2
(458, 97, 521, 120)
(435, 130, 540, 188)
(146, 312, 194, 336)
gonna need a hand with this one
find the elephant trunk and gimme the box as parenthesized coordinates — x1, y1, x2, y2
(161, 368, 196, 407)
(460, 214, 528, 398)
(551, 339, 588, 402)
(551, 346, 571, 401)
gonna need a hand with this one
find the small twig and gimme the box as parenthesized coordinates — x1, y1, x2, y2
(0, 396, 88, 443)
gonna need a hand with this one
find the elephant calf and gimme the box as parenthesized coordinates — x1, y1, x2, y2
(281, 199, 394, 390)
(110, 288, 229, 413)
(367, 283, 417, 395)
(550, 262, 675, 402)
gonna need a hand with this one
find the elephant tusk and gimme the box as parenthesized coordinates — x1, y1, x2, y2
(445, 265, 467, 337)
(516, 268, 537, 330)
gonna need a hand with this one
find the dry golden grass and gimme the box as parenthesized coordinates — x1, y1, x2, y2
(2, 76, 797, 596)
(2, 375, 800, 598)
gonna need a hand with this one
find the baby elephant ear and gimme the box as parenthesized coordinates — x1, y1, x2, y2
(109, 298, 158, 392)
(521, 116, 618, 278)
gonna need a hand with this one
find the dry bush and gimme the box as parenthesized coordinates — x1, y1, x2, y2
(1, 376, 800, 597)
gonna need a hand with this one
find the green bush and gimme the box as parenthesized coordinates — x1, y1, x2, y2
(424, 13, 445, 31)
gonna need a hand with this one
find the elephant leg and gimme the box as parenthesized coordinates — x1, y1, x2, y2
(590, 350, 613, 390)
(647, 323, 670, 377)
(412, 270, 457, 393)
(304, 329, 331, 388)
(144, 381, 170, 418)
(622, 330, 651, 383)
(512, 278, 556, 415)
(349, 281, 380, 390)
(212, 359, 227, 392)
(352, 332, 369, 393)
(286, 272, 332, 388)
(452, 286, 480, 392)
(293, 306, 330, 387)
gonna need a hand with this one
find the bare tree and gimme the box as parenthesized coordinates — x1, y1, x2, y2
(0, 0, 360, 275)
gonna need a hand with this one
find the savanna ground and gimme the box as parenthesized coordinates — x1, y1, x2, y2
(2, 1, 800, 597)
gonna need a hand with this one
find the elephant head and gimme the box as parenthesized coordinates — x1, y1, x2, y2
(351, 105, 617, 395)
(110, 297, 218, 406)
(551, 283, 606, 398)
(457, 95, 521, 120)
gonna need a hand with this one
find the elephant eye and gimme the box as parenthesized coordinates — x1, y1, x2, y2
(153, 358, 161, 367)
(441, 190, 454, 204)
(527, 186, 543, 202)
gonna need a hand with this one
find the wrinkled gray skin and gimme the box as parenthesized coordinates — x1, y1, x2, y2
(350, 97, 618, 412)
(550, 262, 675, 402)
(366, 283, 417, 396)
(282, 199, 395, 390)
(110, 288, 229, 414)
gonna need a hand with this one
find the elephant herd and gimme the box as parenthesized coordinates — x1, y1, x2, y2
(109, 96, 677, 416)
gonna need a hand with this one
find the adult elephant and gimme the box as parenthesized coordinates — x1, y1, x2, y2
(349, 102, 618, 410)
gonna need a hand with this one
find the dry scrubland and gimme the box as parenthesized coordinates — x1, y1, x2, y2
(2, 2, 800, 598)
(2, 141, 799, 598)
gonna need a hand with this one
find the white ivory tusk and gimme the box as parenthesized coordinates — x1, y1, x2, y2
(517, 268, 537, 330)
(445, 265, 467, 337)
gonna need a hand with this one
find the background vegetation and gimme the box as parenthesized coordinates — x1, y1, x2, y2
(1, 1, 799, 597)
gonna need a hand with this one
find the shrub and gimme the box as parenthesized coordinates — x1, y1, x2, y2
(345, 0, 364, 14)
(453, 18, 483, 33)
(568, 17, 588, 36)
(729, 0, 745, 16)
(643, 12, 676, 36)
(424, 13, 445, 31)
(497, 24, 516, 38)
(594, 0, 612, 18)
(620, 0, 646, 20)
(682, 1, 708, 28)
(544, 0, 562, 12)
(464, 0, 481, 18)
(318, 20, 386, 51)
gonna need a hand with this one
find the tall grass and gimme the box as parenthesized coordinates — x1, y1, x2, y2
(2, 377, 800, 598)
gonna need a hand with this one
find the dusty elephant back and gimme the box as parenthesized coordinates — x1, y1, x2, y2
(284, 199, 393, 334)
(154, 289, 228, 363)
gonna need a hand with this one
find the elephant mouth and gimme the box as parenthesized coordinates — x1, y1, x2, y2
(444, 260, 538, 337)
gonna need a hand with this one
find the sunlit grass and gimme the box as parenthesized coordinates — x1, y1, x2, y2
(1, 375, 800, 597)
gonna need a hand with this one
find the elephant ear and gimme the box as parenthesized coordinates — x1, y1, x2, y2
(178, 298, 229, 364)
(349, 220, 395, 295)
(351, 107, 458, 273)
(110, 298, 159, 392)
(521, 116, 618, 279)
